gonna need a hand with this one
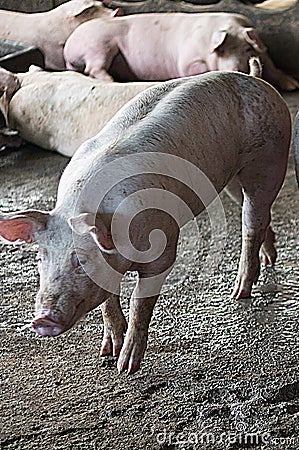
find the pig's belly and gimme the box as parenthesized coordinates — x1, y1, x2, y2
(109, 52, 139, 82)
(109, 50, 178, 82)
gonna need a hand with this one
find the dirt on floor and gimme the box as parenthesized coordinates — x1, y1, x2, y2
(0, 93, 298, 450)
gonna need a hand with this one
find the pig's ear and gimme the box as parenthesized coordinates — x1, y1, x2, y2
(67, 1, 98, 17)
(110, 8, 123, 17)
(68, 213, 116, 254)
(0, 67, 20, 99)
(99, 0, 122, 16)
(0, 210, 48, 244)
(28, 65, 43, 73)
(243, 28, 267, 53)
(210, 30, 228, 53)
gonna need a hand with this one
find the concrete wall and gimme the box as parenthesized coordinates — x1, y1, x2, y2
(0, 1, 65, 12)
(0, 0, 265, 13)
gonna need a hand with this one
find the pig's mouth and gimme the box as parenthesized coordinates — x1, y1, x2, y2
(31, 304, 84, 337)
(31, 309, 70, 337)
(32, 316, 63, 337)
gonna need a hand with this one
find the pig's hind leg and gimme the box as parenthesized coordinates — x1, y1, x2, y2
(100, 294, 127, 357)
(225, 178, 277, 265)
(232, 152, 288, 299)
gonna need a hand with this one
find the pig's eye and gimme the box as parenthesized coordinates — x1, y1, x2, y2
(245, 46, 253, 53)
(71, 251, 87, 274)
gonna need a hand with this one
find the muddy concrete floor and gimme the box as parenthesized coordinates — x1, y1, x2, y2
(0, 93, 298, 450)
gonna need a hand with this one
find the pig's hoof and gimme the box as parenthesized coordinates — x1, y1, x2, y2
(232, 280, 252, 299)
(261, 243, 277, 266)
(100, 314, 127, 357)
(117, 356, 141, 375)
(100, 335, 124, 357)
(261, 249, 276, 266)
(261, 227, 277, 265)
(117, 334, 146, 374)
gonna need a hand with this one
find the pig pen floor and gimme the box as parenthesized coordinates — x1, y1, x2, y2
(0, 93, 298, 450)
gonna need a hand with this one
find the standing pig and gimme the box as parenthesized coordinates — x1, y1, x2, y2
(0, 0, 119, 70)
(64, 11, 299, 90)
(0, 65, 155, 156)
(0, 61, 291, 374)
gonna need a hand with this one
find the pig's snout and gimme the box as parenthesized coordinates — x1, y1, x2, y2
(31, 309, 63, 337)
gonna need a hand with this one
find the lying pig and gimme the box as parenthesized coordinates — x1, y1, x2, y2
(64, 11, 299, 90)
(0, 0, 119, 70)
(0, 66, 155, 156)
(0, 59, 291, 374)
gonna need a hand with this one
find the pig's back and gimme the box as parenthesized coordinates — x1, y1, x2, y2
(70, 71, 290, 190)
(94, 71, 282, 155)
(9, 76, 155, 157)
(0, 10, 41, 42)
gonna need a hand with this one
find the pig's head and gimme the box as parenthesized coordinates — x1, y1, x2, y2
(0, 67, 20, 100)
(65, 0, 122, 22)
(207, 26, 267, 73)
(0, 209, 129, 337)
(0, 67, 21, 132)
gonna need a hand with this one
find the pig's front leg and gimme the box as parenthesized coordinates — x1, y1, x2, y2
(117, 268, 172, 374)
(261, 53, 299, 91)
(117, 290, 158, 374)
(84, 63, 114, 82)
(100, 294, 127, 356)
(117, 219, 179, 374)
(65, 59, 114, 82)
(178, 56, 208, 77)
(64, 38, 118, 82)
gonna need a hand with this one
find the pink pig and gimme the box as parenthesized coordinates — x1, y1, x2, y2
(0, 60, 292, 373)
(0, 0, 119, 70)
(64, 11, 299, 90)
